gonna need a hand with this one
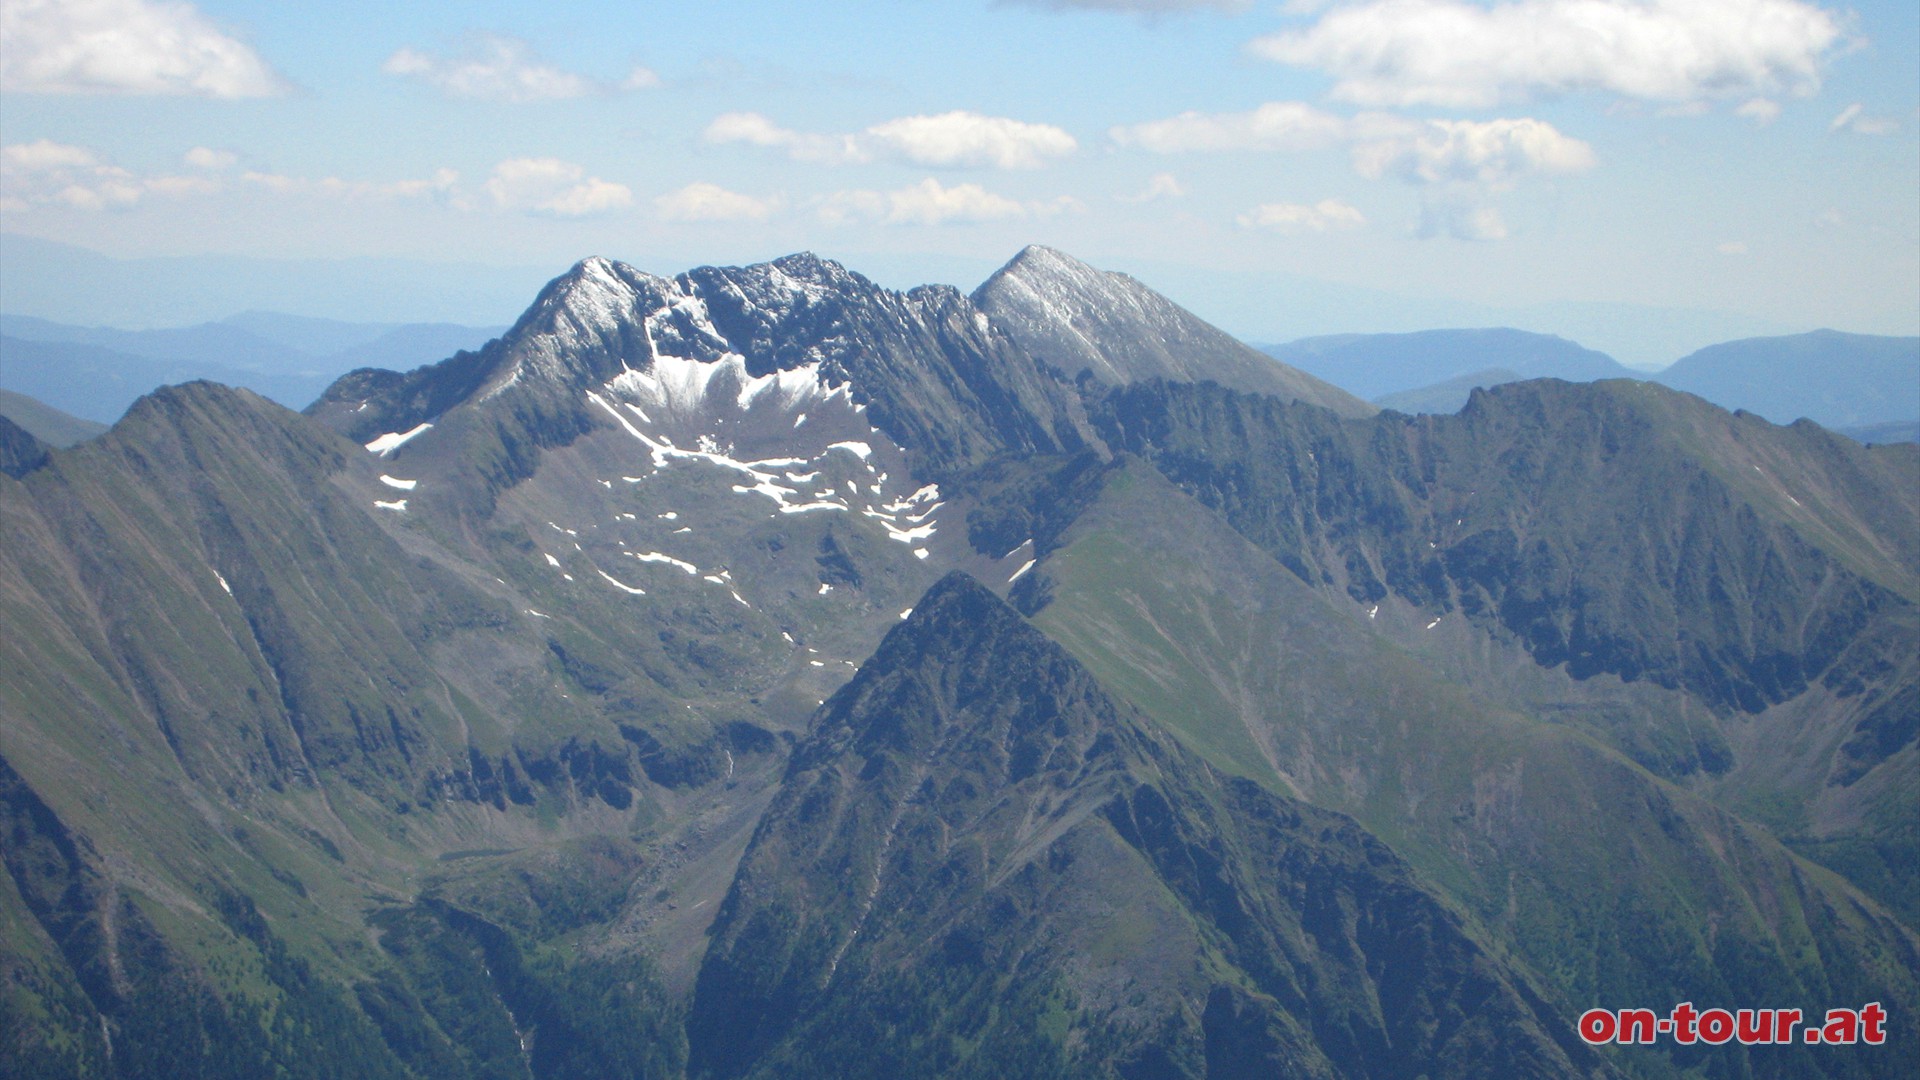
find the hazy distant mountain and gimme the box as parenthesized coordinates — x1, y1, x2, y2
(0, 334, 304, 423)
(1260, 327, 1636, 403)
(1654, 329, 1920, 429)
(0, 388, 107, 448)
(3, 248, 1914, 1079)
(1371, 366, 1523, 414)
(0, 313, 504, 423)
(1841, 420, 1920, 445)
(0, 231, 548, 327)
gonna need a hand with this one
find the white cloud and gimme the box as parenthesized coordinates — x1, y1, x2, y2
(705, 111, 1076, 169)
(865, 112, 1077, 169)
(1421, 202, 1509, 241)
(1351, 118, 1595, 187)
(1005, 1, 1249, 10)
(1, 139, 218, 211)
(384, 36, 598, 102)
(543, 178, 634, 216)
(819, 179, 1030, 226)
(1118, 103, 1591, 242)
(241, 168, 460, 202)
(183, 146, 236, 170)
(704, 112, 864, 164)
(1120, 104, 1592, 188)
(1717, 240, 1749, 254)
(1111, 101, 1356, 152)
(1237, 199, 1366, 232)
(1828, 102, 1899, 136)
(1735, 98, 1782, 125)
(621, 66, 661, 90)
(655, 182, 778, 222)
(483, 158, 631, 216)
(1, 0, 284, 97)
(2, 140, 98, 172)
(1118, 172, 1187, 202)
(1250, 0, 1843, 109)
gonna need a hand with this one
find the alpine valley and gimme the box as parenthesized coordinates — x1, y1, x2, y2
(1, 247, 1914, 1079)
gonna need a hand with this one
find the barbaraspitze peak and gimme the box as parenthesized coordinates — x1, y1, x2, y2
(2, 247, 1915, 1078)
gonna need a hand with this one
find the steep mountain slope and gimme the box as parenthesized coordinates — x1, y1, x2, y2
(972, 246, 1372, 417)
(687, 573, 1605, 1080)
(1655, 330, 1920, 430)
(1261, 328, 1635, 403)
(2, 247, 1915, 1079)
(1085, 377, 1920, 927)
(0, 415, 50, 478)
(0, 249, 1124, 1077)
(1006, 457, 1918, 1079)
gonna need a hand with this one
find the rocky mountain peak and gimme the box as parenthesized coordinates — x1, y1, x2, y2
(973, 246, 1376, 416)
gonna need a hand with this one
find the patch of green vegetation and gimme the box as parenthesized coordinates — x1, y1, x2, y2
(1038, 530, 1283, 791)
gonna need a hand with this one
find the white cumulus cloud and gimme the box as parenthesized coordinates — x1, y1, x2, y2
(1005, 1, 1249, 11)
(1351, 118, 1596, 187)
(1118, 172, 1187, 202)
(819, 179, 1033, 226)
(703, 112, 863, 164)
(1, 139, 218, 211)
(1422, 203, 1510, 241)
(1111, 101, 1355, 153)
(1117, 103, 1592, 241)
(483, 158, 631, 216)
(384, 35, 629, 102)
(1118, 104, 1593, 188)
(1, 0, 285, 97)
(1735, 98, 1782, 125)
(865, 112, 1077, 169)
(705, 111, 1076, 169)
(1250, 0, 1844, 109)
(240, 168, 460, 202)
(1238, 198, 1367, 232)
(655, 182, 779, 223)
(183, 146, 236, 170)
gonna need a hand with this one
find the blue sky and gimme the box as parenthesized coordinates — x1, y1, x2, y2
(2, 0, 1915, 362)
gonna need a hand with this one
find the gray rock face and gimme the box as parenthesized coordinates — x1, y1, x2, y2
(972, 245, 1375, 417)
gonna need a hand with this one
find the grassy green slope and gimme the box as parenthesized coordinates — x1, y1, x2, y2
(1090, 377, 1920, 927)
(1028, 460, 1919, 1079)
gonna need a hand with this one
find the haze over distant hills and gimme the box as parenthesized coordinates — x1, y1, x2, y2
(1260, 328, 1637, 404)
(0, 312, 506, 424)
(1652, 330, 1920, 430)
(0, 233, 549, 329)
(2, 244, 1914, 1078)
(1260, 325, 1920, 437)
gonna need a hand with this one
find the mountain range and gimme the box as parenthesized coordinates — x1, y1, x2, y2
(1, 245, 1914, 1079)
